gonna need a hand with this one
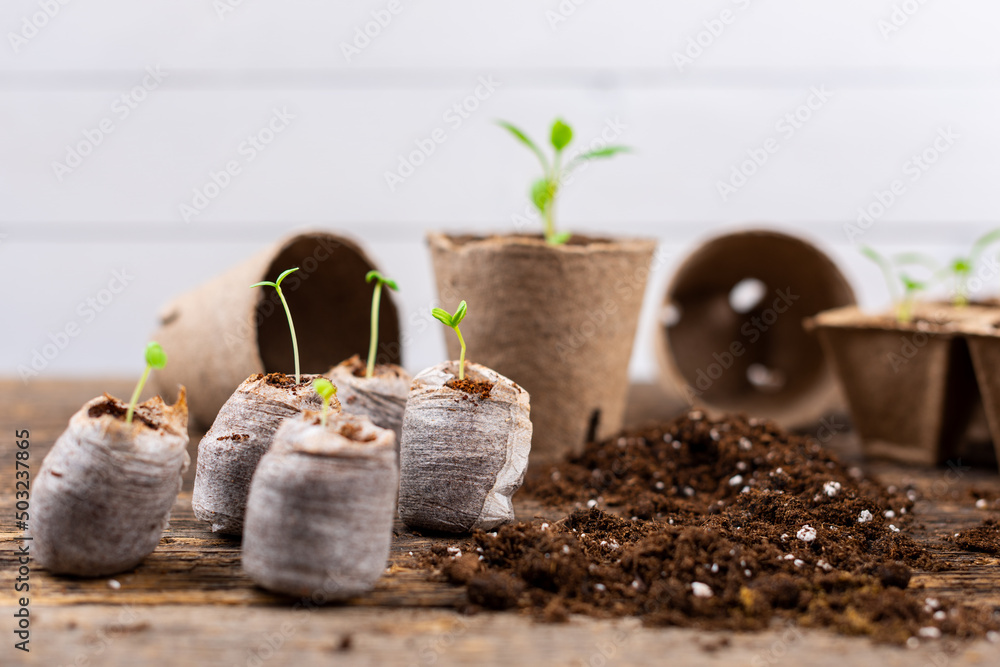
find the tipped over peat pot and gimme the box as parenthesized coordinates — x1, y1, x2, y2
(192, 372, 338, 534)
(427, 233, 654, 465)
(658, 229, 855, 428)
(152, 231, 401, 428)
(31, 391, 190, 576)
(328, 354, 412, 446)
(398, 361, 532, 534)
(243, 413, 398, 598)
(809, 305, 983, 466)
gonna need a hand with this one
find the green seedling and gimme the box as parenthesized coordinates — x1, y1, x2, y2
(250, 268, 301, 383)
(861, 247, 939, 323)
(432, 300, 468, 380)
(313, 378, 338, 427)
(365, 270, 399, 379)
(497, 118, 630, 246)
(940, 228, 1000, 306)
(126, 342, 168, 425)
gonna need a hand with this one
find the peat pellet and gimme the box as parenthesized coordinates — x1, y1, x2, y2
(242, 413, 398, 598)
(31, 391, 190, 577)
(328, 354, 412, 446)
(192, 372, 337, 534)
(398, 361, 531, 534)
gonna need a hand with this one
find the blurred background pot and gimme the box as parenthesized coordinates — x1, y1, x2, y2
(152, 231, 401, 428)
(428, 232, 654, 466)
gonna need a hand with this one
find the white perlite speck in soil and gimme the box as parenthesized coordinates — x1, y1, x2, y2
(242, 413, 398, 598)
(192, 373, 334, 535)
(327, 355, 411, 447)
(691, 582, 713, 598)
(398, 361, 531, 534)
(31, 391, 190, 577)
(796, 525, 817, 543)
(858, 510, 874, 523)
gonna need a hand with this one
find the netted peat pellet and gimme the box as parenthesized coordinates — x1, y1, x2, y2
(398, 361, 531, 534)
(242, 413, 398, 598)
(192, 372, 336, 534)
(328, 355, 411, 447)
(31, 391, 190, 576)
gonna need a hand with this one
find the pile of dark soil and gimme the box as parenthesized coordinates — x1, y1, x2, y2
(422, 411, 1000, 644)
(950, 520, 1000, 556)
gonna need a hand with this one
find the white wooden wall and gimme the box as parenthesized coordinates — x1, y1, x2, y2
(2, 1, 998, 380)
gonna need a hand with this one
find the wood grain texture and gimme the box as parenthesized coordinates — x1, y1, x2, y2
(3, 378, 1000, 666)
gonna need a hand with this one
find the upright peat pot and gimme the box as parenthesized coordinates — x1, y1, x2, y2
(328, 271, 412, 445)
(243, 387, 398, 598)
(32, 343, 189, 576)
(398, 302, 533, 533)
(428, 118, 652, 466)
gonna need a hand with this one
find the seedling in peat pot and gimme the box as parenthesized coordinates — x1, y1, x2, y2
(432, 300, 468, 380)
(251, 267, 301, 383)
(497, 118, 630, 246)
(365, 270, 399, 378)
(940, 228, 1000, 306)
(861, 247, 938, 323)
(126, 342, 168, 424)
(313, 378, 338, 427)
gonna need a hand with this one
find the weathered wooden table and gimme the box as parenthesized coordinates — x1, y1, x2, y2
(3, 379, 1000, 666)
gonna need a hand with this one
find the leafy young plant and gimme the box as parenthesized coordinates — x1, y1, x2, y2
(250, 267, 301, 383)
(497, 118, 630, 246)
(126, 342, 168, 425)
(861, 247, 938, 323)
(940, 228, 1000, 306)
(312, 378, 338, 427)
(432, 300, 468, 380)
(365, 270, 399, 378)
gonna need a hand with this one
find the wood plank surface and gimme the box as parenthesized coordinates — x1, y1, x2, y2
(3, 378, 1000, 666)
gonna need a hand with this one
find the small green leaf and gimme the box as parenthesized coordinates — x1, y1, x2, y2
(531, 178, 552, 213)
(366, 270, 382, 284)
(550, 119, 573, 151)
(384, 278, 399, 291)
(275, 267, 300, 287)
(497, 120, 550, 171)
(549, 231, 573, 246)
(452, 300, 468, 326)
(574, 145, 631, 161)
(953, 259, 971, 274)
(145, 342, 167, 369)
(249, 281, 276, 289)
(313, 378, 337, 401)
(431, 308, 453, 327)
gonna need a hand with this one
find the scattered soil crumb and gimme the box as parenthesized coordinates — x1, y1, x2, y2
(447, 378, 494, 400)
(262, 372, 298, 387)
(950, 520, 1000, 556)
(88, 396, 158, 429)
(422, 412, 1000, 644)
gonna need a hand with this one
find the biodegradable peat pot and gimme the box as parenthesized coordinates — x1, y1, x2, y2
(152, 231, 401, 428)
(428, 233, 654, 465)
(243, 413, 398, 598)
(959, 311, 1000, 465)
(659, 230, 855, 428)
(328, 354, 412, 446)
(398, 361, 531, 534)
(809, 305, 981, 466)
(31, 391, 190, 577)
(192, 372, 338, 534)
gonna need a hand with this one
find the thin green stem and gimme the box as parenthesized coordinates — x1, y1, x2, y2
(367, 281, 382, 378)
(126, 364, 152, 425)
(276, 287, 300, 383)
(455, 326, 466, 380)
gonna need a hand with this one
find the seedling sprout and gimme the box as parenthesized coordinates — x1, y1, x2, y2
(432, 300, 468, 380)
(861, 247, 938, 323)
(940, 228, 1000, 306)
(313, 378, 337, 427)
(126, 342, 167, 425)
(365, 270, 399, 378)
(497, 118, 630, 245)
(250, 267, 301, 383)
